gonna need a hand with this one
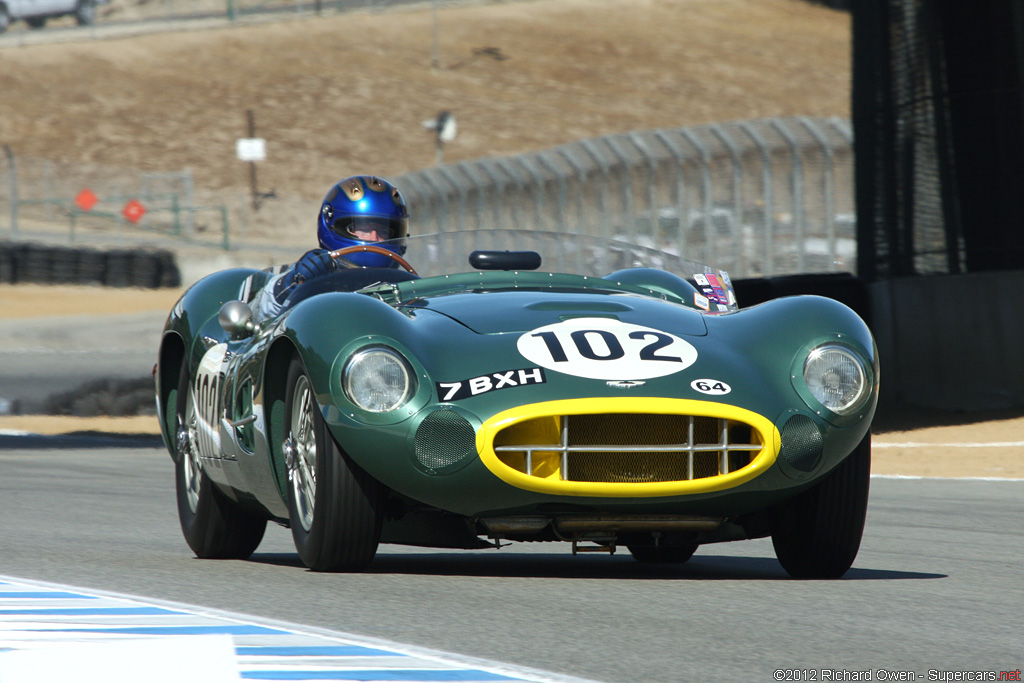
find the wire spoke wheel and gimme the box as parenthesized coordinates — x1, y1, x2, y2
(172, 361, 266, 559)
(285, 354, 384, 572)
(288, 374, 317, 532)
(180, 385, 202, 513)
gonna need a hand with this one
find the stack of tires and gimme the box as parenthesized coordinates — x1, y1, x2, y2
(0, 242, 180, 289)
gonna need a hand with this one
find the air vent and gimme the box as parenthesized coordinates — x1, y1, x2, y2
(414, 409, 477, 474)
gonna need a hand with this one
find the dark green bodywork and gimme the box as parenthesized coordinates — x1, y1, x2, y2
(156, 262, 877, 545)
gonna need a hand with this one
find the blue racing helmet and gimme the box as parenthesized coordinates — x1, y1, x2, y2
(316, 175, 409, 268)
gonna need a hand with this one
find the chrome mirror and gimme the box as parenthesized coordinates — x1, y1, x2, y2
(218, 300, 256, 338)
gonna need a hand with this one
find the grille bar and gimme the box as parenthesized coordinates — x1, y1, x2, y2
(494, 414, 762, 482)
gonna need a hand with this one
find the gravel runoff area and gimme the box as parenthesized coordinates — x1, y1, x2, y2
(1, 284, 1022, 479)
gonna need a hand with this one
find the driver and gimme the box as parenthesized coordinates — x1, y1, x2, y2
(248, 175, 410, 320)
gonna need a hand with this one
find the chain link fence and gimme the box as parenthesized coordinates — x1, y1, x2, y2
(0, 148, 233, 249)
(2, 116, 855, 280)
(0, 0, 473, 42)
(398, 116, 855, 279)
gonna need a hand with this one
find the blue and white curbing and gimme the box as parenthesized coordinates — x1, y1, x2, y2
(0, 576, 600, 683)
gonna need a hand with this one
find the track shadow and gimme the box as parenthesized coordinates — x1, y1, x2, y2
(871, 404, 1024, 433)
(248, 550, 946, 581)
(0, 431, 164, 450)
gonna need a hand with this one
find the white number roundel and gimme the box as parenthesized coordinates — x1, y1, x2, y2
(517, 318, 697, 380)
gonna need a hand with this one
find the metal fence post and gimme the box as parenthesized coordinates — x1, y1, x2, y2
(739, 121, 775, 277)
(3, 146, 17, 239)
(711, 123, 747, 275)
(516, 156, 547, 231)
(419, 171, 450, 233)
(628, 132, 658, 233)
(221, 206, 230, 250)
(172, 194, 181, 236)
(495, 158, 526, 229)
(437, 165, 467, 232)
(679, 128, 717, 266)
(400, 174, 431, 234)
(653, 130, 690, 259)
(604, 136, 636, 239)
(579, 140, 612, 242)
(537, 151, 567, 230)
(477, 160, 506, 230)
(457, 162, 489, 231)
(800, 117, 837, 272)
(771, 119, 806, 273)
(558, 148, 588, 235)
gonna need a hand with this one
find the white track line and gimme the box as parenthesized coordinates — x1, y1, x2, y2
(873, 441, 1024, 448)
(871, 474, 1024, 481)
(0, 575, 600, 683)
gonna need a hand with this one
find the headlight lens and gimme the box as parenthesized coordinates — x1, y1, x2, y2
(803, 344, 869, 415)
(343, 346, 414, 413)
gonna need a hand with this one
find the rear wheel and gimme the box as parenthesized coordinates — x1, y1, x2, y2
(173, 362, 266, 559)
(770, 433, 871, 579)
(285, 355, 383, 572)
(627, 544, 698, 564)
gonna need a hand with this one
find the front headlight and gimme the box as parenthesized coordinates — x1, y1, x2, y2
(802, 344, 869, 415)
(343, 346, 414, 413)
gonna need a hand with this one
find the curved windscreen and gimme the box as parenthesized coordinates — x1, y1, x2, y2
(381, 229, 737, 311)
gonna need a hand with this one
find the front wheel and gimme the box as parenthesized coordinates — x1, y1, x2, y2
(770, 433, 871, 579)
(173, 362, 266, 559)
(284, 355, 383, 572)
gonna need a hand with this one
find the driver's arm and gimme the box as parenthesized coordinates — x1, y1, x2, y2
(250, 249, 338, 321)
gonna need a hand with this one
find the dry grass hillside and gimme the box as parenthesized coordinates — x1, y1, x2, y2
(0, 0, 850, 218)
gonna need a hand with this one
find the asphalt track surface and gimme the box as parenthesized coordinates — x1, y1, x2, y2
(0, 443, 1021, 682)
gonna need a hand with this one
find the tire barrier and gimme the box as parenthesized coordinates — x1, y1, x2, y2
(42, 377, 157, 418)
(734, 272, 870, 323)
(0, 242, 181, 288)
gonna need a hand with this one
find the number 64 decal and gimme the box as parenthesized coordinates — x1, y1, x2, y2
(690, 379, 732, 396)
(517, 318, 698, 380)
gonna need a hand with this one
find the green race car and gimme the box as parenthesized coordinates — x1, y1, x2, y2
(155, 231, 877, 578)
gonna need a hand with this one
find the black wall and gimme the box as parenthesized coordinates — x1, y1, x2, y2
(853, 0, 1024, 278)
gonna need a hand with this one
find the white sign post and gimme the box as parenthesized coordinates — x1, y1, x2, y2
(239, 109, 273, 210)
(236, 137, 266, 162)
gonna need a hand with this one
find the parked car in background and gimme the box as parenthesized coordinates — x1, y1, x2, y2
(0, 0, 105, 33)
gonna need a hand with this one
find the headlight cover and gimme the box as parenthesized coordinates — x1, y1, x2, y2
(802, 343, 869, 416)
(343, 346, 414, 413)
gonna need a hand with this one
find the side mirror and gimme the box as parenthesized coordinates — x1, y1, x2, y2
(218, 300, 256, 338)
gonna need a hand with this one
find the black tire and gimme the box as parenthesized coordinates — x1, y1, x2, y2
(75, 0, 95, 26)
(26, 16, 46, 28)
(76, 250, 106, 285)
(284, 355, 383, 572)
(627, 544, 698, 564)
(173, 362, 267, 559)
(103, 250, 133, 287)
(770, 433, 871, 579)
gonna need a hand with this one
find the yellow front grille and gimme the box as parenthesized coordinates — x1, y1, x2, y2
(493, 413, 762, 484)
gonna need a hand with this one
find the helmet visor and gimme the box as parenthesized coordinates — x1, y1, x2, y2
(330, 215, 408, 243)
